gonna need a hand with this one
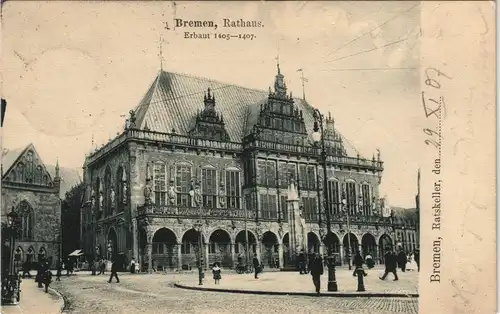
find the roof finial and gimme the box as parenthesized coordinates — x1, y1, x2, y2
(275, 54, 280, 74)
(159, 35, 166, 71)
(55, 158, 60, 178)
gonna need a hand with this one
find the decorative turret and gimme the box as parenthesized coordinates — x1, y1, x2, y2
(188, 87, 230, 141)
(54, 158, 61, 193)
(273, 59, 287, 99)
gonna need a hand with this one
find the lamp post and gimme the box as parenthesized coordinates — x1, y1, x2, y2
(189, 180, 204, 285)
(340, 190, 352, 270)
(3, 207, 21, 304)
(311, 109, 338, 292)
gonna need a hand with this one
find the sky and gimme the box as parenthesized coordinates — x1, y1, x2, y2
(1, 1, 423, 207)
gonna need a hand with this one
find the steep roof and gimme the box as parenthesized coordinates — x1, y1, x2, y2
(133, 70, 361, 157)
(391, 206, 418, 225)
(1, 144, 81, 198)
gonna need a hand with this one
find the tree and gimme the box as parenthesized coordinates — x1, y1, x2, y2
(61, 182, 85, 258)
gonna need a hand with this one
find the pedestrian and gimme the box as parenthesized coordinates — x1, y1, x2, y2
(108, 258, 120, 283)
(21, 261, 31, 279)
(98, 259, 105, 275)
(252, 254, 260, 279)
(212, 262, 222, 284)
(307, 251, 315, 274)
(36, 258, 44, 288)
(365, 252, 375, 269)
(379, 247, 398, 281)
(130, 257, 136, 274)
(413, 248, 420, 272)
(352, 251, 368, 277)
(397, 248, 408, 272)
(298, 250, 306, 274)
(309, 253, 323, 295)
(91, 259, 97, 275)
(56, 258, 63, 281)
(43, 268, 53, 293)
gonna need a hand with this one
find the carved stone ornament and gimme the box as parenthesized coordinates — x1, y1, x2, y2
(219, 188, 226, 207)
(123, 182, 128, 204)
(168, 185, 177, 205)
(110, 188, 116, 208)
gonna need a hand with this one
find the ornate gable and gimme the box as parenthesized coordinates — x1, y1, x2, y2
(188, 88, 230, 141)
(2, 144, 55, 187)
(323, 112, 347, 157)
(248, 63, 309, 146)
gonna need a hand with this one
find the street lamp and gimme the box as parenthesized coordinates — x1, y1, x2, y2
(312, 109, 338, 292)
(2, 207, 21, 304)
(340, 191, 352, 270)
(189, 180, 204, 286)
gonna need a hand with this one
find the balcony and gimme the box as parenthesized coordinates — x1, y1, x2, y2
(136, 204, 257, 220)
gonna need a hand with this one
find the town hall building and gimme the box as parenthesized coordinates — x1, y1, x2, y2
(81, 63, 413, 271)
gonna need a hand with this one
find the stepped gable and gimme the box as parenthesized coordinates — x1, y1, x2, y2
(131, 69, 361, 157)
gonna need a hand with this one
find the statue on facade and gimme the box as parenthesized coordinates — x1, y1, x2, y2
(218, 187, 226, 207)
(167, 184, 177, 205)
(144, 182, 153, 204)
(91, 188, 96, 209)
(99, 191, 104, 209)
(110, 188, 116, 208)
(123, 182, 128, 204)
(193, 184, 202, 206)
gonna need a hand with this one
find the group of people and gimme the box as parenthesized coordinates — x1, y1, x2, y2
(380, 247, 420, 281)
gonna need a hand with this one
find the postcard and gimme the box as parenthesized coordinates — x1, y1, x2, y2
(0, 1, 495, 313)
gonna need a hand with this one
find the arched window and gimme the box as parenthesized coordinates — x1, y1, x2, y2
(26, 247, 35, 263)
(43, 175, 49, 186)
(17, 163, 25, 182)
(104, 167, 111, 216)
(18, 201, 34, 240)
(116, 166, 126, 212)
(95, 178, 101, 212)
(34, 165, 43, 185)
(25, 151, 35, 184)
(10, 170, 16, 182)
(38, 247, 47, 262)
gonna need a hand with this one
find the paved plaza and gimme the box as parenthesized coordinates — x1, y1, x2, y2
(177, 266, 418, 296)
(40, 266, 419, 314)
(1, 277, 63, 314)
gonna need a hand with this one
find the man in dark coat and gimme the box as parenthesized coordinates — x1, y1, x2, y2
(309, 253, 324, 295)
(42, 268, 53, 293)
(252, 254, 260, 279)
(108, 258, 120, 283)
(414, 249, 420, 272)
(298, 250, 306, 274)
(307, 251, 315, 274)
(379, 248, 398, 281)
(397, 249, 408, 272)
(352, 251, 368, 277)
(36, 259, 45, 288)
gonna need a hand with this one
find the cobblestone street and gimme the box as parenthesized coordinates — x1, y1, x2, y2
(51, 268, 418, 314)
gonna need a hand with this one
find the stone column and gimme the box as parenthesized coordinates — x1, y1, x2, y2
(278, 242, 284, 269)
(146, 229, 153, 274)
(132, 218, 138, 262)
(358, 244, 362, 255)
(319, 243, 324, 257)
(256, 242, 261, 261)
(177, 241, 182, 270)
(230, 241, 236, 268)
(339, 244, 344, 266)
(204, 242, 209, 269)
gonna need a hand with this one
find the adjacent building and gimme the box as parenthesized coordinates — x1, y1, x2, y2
(81, 64, 412, 271)
(1, 144, 63, 266)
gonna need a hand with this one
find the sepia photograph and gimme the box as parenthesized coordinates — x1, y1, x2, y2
(0, 1, 495, 314)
